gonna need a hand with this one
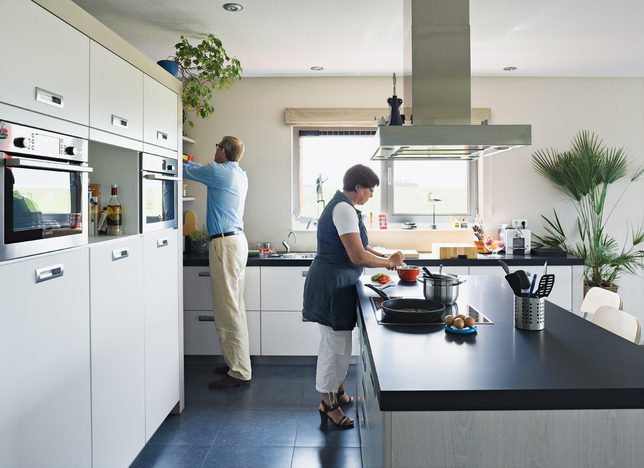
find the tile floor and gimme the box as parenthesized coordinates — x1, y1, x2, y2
(129, 357, 362, 468)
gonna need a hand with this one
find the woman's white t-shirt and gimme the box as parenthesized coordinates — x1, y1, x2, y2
(332, 202, 360, 236)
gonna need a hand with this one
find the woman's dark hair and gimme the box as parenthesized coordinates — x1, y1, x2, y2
(343, 164, 380, 192)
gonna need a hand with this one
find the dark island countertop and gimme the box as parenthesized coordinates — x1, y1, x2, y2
(357, 275, 644, 412)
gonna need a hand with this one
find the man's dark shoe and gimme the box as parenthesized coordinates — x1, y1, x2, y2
(214, 365, 230, 375)
(208, 375, 250, 389)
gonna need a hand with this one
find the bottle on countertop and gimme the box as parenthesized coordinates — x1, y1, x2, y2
(107, 185, 122, 236)
(474, 212, 482, 226)
(453, 217, 460, 228)
(460, 217, 468, 229)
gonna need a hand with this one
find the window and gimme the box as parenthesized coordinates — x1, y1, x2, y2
(294, 128, 477, 225)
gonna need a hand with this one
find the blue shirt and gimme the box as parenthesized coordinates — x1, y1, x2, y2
(182, 160, 248, 236)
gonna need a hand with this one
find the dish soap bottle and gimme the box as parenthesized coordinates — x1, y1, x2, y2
(453, 217, 460, 228)
(107, 185, 122, 236)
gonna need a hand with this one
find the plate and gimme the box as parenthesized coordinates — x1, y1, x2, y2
(445, 325, 477, 334)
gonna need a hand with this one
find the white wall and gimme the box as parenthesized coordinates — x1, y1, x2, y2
(182, 75, 644, 324)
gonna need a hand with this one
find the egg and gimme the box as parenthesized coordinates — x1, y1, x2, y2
(455, 314, 466, 320)
(464, 316, 475, 328)
(453, 318, 465, 329)
(444, 315, 455, 326)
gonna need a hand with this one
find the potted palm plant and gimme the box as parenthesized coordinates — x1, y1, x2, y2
(189, 225, 209, 253)
(532, 131, 644, 293)
(161, 34, 242, 130)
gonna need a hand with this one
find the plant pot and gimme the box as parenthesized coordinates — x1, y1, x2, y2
(194, 240, 207, 254)
(157, 60, 179, 77)
(583, 281, 618, 297)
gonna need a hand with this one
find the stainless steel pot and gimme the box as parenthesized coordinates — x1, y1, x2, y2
(420, 273, 466, 305)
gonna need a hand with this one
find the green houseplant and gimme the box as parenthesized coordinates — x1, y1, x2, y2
(189, 225, 209, 253)
(167, 34, 242, 130)
(532, 131, 644, 292)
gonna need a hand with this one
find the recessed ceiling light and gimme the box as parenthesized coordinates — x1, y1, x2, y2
(223, 3, 243, 12)
(310, 66, 324, 71)
(503, 66, 517, 72)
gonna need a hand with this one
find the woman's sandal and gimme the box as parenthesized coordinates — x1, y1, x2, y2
(338, 390, 354, 407)
(319, 400, 354, 429)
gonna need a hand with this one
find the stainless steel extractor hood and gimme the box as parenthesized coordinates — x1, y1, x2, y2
(371, 0, 531, 161)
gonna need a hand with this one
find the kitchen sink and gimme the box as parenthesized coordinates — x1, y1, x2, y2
(272, 253, 316, 259)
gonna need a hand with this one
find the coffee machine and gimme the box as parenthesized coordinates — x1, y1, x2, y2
(504, 228, 531, 255)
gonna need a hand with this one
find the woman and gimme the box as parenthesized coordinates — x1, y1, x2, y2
(303, 164, 404, 429)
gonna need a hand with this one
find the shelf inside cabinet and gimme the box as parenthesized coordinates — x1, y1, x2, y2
(183, 196, 195, 202)
(182, 136, 195, 144)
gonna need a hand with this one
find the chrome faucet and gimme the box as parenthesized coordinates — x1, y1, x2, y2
(306, 218, 318, 229)
(282, 231, 297, 254)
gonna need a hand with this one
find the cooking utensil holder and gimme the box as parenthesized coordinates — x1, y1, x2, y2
(513, 296, 545, 331)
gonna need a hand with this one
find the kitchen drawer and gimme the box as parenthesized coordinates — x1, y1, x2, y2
(261, 311, 320, 355)
(183, 310, 260, 355)
(183, 265, 260, 311)
(261, 266, 308, 311)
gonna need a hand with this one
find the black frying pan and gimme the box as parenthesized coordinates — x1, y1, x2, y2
(365, 283, 445, 322)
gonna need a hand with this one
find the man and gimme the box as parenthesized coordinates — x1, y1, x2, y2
(183, 136, 251, 389)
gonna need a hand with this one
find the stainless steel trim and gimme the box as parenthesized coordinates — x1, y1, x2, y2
(112, 248, 129, 260)
(111, 114, 129, 129)
(157, 238, 169, 247)
(198, 271, 210, 277)
(35, 87, 64, 108)
(5, 157, 93, 173)
(35, 264, 64, 283)
(156, 131, 168, 142)
(143, 173, 181, 182)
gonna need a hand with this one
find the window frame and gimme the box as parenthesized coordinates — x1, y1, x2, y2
(292, 126, 479, 226)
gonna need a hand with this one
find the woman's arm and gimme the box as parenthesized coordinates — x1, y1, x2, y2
(340, 232, 404, 269)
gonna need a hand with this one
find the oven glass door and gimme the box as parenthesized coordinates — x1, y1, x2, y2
(141, 173, 178, 232)
(3, 160, 84, 244)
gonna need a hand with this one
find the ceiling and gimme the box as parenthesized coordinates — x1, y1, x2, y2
(71, 0, 644, 78)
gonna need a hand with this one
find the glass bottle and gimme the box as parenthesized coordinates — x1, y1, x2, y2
(107, 185, 123, 236)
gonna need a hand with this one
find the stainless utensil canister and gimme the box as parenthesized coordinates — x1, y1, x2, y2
(513, 296, 545, 331)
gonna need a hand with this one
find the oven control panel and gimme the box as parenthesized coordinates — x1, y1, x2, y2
(0, 120, 87, 163)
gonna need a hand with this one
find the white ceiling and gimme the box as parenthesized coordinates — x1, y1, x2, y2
(71, 0, 644, 78)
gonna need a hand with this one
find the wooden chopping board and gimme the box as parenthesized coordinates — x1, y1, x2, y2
(183, 211, 197, 236)
(432, 243, 477, 259)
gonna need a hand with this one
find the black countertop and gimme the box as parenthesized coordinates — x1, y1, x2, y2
(357, 275, 644, 412)
(183, 251, 584, 268)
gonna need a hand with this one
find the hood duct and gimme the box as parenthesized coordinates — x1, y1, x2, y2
(371, 0, 531, 161)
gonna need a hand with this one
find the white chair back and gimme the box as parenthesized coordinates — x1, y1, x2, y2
(591, 305, 641, 343)
(580, 287, 622, 319)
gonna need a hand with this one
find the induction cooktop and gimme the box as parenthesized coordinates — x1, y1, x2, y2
(371, 297, 494, 326)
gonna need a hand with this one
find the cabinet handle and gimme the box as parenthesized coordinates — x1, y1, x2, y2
(112, 248, 129, 260)
(302, 271, 307, 277)
(35, 87, 64, 108)
(302, 317, 312, 322)
(35, 264, 64, 283)
(198, 315, 214, 321)
(157, 131, 168, 142)
(157, 238, 169, 248)
(198, 271, 210, 277)
(111, 114, 129, 129)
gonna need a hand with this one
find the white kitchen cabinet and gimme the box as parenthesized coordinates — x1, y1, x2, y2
(90, 41, 144, 144)
(262, 312, 321, 355)
(0, 248, 92, 468)
(470, 264, 573, 311)
(89, 238, 145, 468)
(261, 266, 308, 310)
(143, 230, 180, 441)
(144, 74, 179, 151)
(183, 266, 261, 355)
(0, 0, 89, 126)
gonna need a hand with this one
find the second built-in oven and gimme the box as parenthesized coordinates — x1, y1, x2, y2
(139, 153, 179, 233)
(1, 120, 92, 261)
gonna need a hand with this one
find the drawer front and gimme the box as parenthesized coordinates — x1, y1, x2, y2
(261, 311, 319, 355)
(183, 310, 260, 355)
(183, 266, 260, 311)
(261, 266, 309, 310)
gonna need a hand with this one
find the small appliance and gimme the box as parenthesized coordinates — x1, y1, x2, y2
(504, 228, 531, 255)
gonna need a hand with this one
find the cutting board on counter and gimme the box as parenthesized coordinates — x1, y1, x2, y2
(373, 248, 420, 259)
(183, 211, 197, 236)
(432, 243, 477, 259)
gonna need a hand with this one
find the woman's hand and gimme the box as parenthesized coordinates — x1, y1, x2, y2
(387, 251, 405, 270)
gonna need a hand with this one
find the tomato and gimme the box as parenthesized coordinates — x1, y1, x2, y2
(378, 275, 390, 284)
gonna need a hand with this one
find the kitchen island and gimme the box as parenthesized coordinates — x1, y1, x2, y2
(356, 275, 644, 468)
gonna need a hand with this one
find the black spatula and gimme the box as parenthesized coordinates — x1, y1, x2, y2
(535, 274, 555, 298)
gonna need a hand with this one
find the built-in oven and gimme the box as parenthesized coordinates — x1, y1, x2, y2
(139, 153, 179, 233)
(1, 120, 92, 261)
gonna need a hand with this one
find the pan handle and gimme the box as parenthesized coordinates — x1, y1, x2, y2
(364, 283, 390, 300)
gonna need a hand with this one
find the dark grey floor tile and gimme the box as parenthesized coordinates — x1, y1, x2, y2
(202, 445, 294, 468)
(229, 380, 306, 410)
(295, 410, 360, 448)
(291, 446, 362, 468)
(129, 444, 210, 468)
(213, 409, 301, 447)
(147, 408, 228, 446)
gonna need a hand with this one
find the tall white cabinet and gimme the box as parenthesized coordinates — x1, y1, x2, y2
(0, 248, 92, 468)
(89, 238, 145, 468)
